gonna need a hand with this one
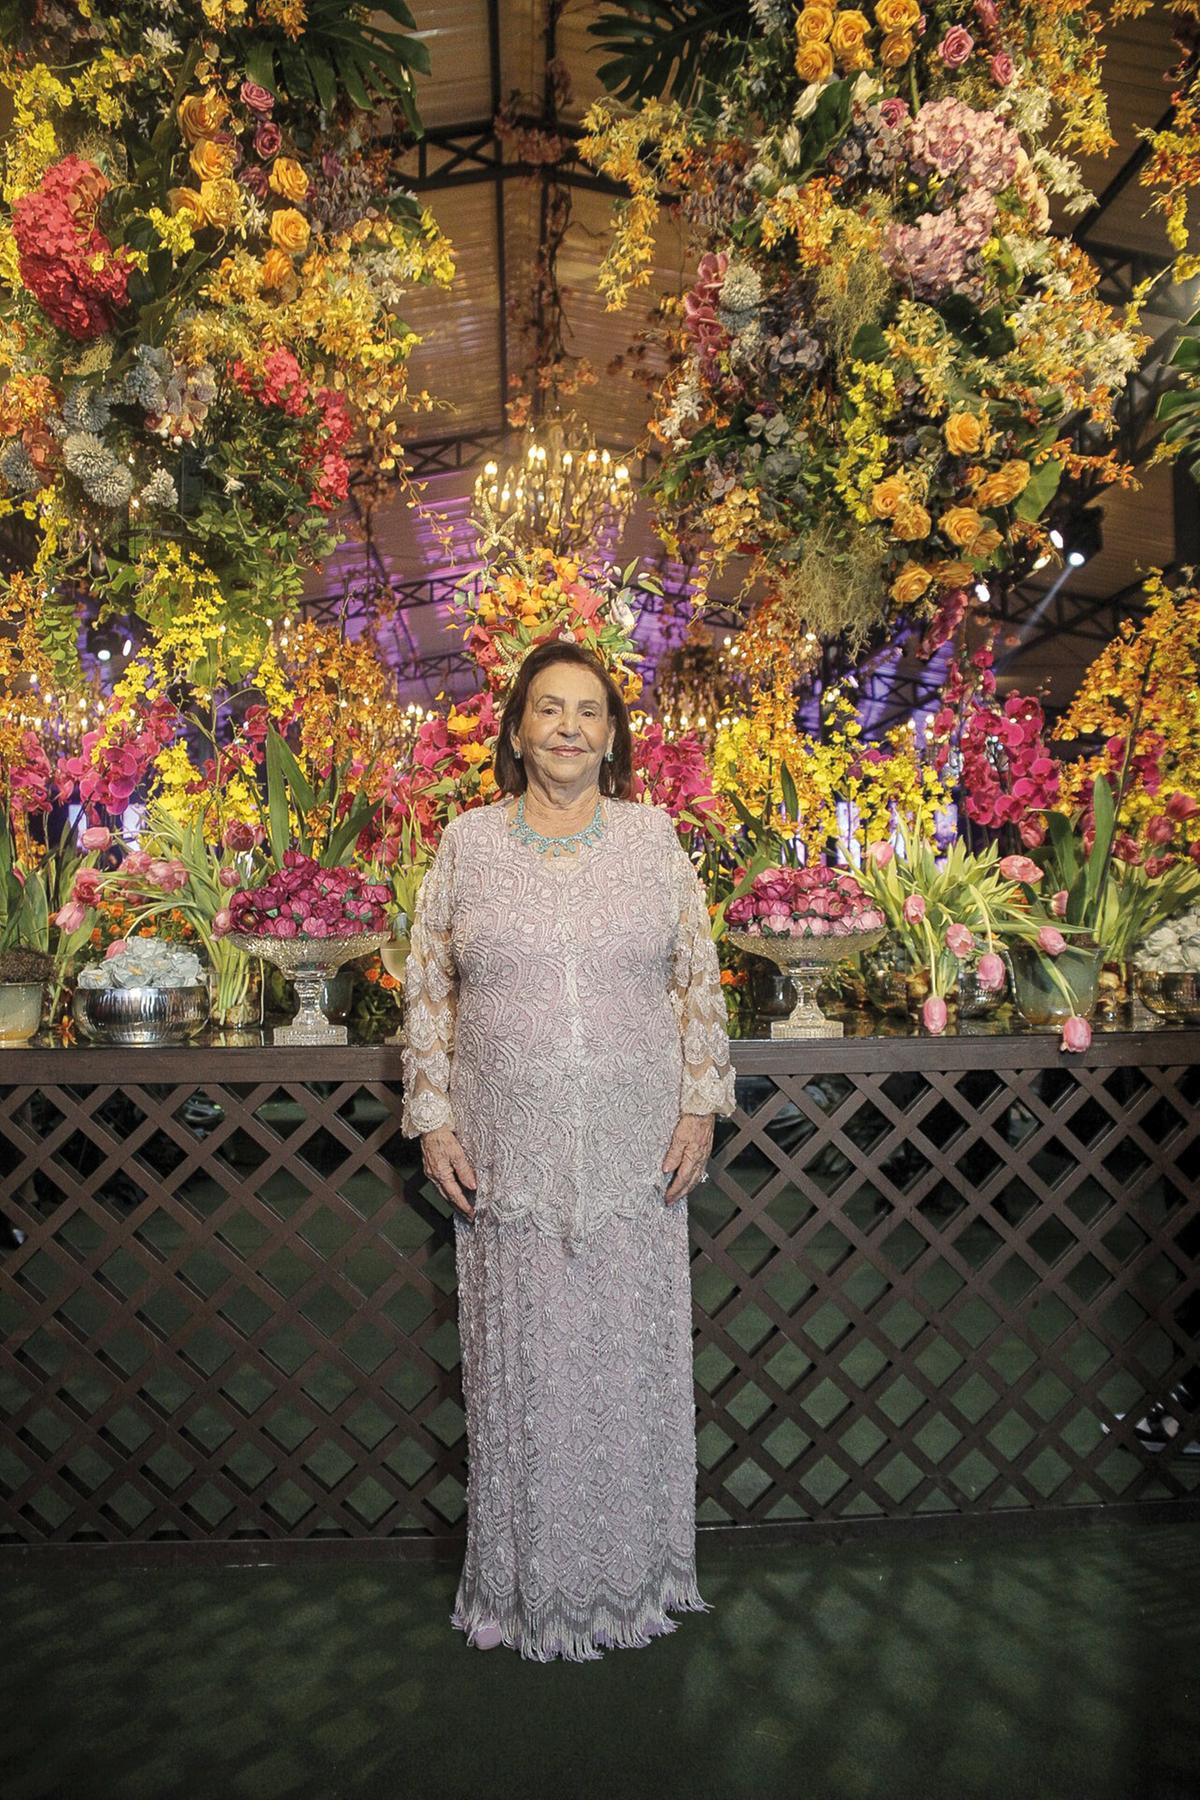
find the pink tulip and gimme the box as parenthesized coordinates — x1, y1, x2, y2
(1165, 791, 1199, 822)
(923, 995, 949, 1035)
(903, 894, 927, 924)
(946, 924, 975, 958)
(1037, 926, 1066, 956)
(1060, 1015, 1092, 1053)
(976, 951, 1006, 991)
(212, 909, 233, 936)
(105, 938, 128, 959)
(54, 900, 87, 932)
(80, 826, 112, 852)
(1051, 889, 1068, 918)
(867, 842, 894, 868)
(223, 820, 257, 852)
(123, 849, 152, 877)
(999, 855, 1042, 884)
(72, 868, 104, 905)
(218, 865, 240, 889)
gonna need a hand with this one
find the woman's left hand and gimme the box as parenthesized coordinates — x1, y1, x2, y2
(662, 1113, 715, 1204)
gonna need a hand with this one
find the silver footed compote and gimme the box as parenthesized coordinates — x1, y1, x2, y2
(228, 930, 388, 1045)
(729, 927, 885, 1039)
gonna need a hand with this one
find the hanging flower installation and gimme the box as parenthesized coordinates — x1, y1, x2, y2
(581, 2, 1148, 652)
(0, 3, 453, 681)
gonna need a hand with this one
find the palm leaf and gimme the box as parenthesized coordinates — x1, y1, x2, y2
(589, 0, 748, 105)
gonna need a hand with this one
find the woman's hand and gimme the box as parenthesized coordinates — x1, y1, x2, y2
(662, 1113, 714, 1204)
(420, 1126, 477, 1220)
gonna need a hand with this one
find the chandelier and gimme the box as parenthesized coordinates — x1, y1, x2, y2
(474, 412, 634, 555)
(652, 627, 746, 747)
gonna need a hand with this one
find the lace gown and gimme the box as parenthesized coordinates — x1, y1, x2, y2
(400, 797, 736, 1661)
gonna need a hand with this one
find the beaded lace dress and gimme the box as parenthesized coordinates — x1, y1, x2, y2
(401, 797, 736, 1661)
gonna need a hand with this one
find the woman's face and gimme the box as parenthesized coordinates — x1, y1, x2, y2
(513, 662, 614, 798)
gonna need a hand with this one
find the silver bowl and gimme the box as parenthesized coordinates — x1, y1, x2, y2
(72, 984, 209, 1046)
(729, 927, 884, 1038)
(228, 929, 388, 1044)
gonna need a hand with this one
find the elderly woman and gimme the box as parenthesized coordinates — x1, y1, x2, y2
(400, 639, 735, 1662)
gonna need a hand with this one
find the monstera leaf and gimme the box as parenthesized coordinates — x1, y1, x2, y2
(589, 1, 749, 105)
(243, 0, 431, 133)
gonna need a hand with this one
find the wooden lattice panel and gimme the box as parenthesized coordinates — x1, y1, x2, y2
(1, 1035, 1198, 1546)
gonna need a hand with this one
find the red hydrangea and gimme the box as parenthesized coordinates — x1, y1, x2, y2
(12, 156, 133, 340)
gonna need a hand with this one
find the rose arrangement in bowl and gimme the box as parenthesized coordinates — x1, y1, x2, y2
(73, 940, 208, 1046)
(219, 853, 392, 1046)
(725, 865, 886, 940)
(218, 852, 391, 942)
(726, 865, 886, 1040)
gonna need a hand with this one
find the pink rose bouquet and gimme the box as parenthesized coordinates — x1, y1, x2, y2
(725, 864, 884, 940)
(221, 851, 390, 940)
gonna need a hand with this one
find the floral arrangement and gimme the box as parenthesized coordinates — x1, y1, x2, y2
(0, 3, 453, 678)
(581, 2, 1148, 650)
(77, 939, 204, 992)
(222, 853, 390, 942)
(725, 863, 884, 938)
(461, 547, 649, 702)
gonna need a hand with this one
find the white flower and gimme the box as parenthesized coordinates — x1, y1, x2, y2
(609, 594, 636, 633)
(851, 71, 882, 106)
(793, 81, 830, 122)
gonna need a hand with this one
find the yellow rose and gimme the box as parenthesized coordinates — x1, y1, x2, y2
(975, 459, 1031, 507)
(260, 248, 295, 290)
(178, 91, 228, 144)
(943, 505, 984, 549)
(796, 5, 835, 40)
(892, 499, 932, 541)
(189, 137, 236, 183)
(892, 564, 933, 604)
(168, 186, 207, 223)
(945, 413, 985, 456)
(880, 31, 914, 68)
(197, 178, 242, 231)
(870, 474, 907, 519)
(874, 0, 920, 31)
(830, 9, 872, 67)
(268, 156, 309, 203)
(269, 207, 310, 256)
(967, 524, 1003, 560)
(794, 38, 835, 82)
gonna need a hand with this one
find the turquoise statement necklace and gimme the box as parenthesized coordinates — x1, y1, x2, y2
(510, 792, 605, 858)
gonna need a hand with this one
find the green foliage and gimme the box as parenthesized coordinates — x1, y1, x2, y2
(243, 0, 432, 133)
(589, 1, 749, 105)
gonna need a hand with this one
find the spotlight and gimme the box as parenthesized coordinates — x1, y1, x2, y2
(1064, 508, 1103, 568)
(97, 648, 111, 662)
(974, 582, 991, 602)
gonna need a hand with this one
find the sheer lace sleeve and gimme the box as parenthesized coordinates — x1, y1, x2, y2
(668, 836, 736, 1118)
(401, 829, 459, 1138)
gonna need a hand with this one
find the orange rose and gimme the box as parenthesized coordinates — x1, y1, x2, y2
(945, 413, 985, 457)
(874, 0, 920, 30)
(892, 499, 932, 541)
(966, 524, 1003, 559)
(269, 207, 310, 256)
(880, 31, 914, 67)
(260, 248, 295, 290)
(870, 474, 908, 518)
(794, 38, 835, 81)
(974, 459, 1031, 507)
(178, 91, 228, 143)
(197, 178, 242, 230)
(931, 559, 974, 586)
(830, 9, 873, 68)
(268, 156, 309, 203)
(168, 186, 207, 223)
(189, 137, 236, 183)
(892, 564, 933, 604)
(796, 4, 835, 39)
(943, 505, 984, 549)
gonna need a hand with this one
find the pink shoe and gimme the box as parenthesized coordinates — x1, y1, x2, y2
(468, 1621, 504, 1650)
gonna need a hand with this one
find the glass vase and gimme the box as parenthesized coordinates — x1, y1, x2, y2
(863, 935, 935, 1020)
(1008, 940, 1103, 1027)
(208, 941, 264, 1032)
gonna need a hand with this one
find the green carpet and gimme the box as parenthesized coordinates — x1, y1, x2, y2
(1, 1522, 1195, 1800)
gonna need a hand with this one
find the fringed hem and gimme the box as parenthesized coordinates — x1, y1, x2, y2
(451, 1574, 713, 1664)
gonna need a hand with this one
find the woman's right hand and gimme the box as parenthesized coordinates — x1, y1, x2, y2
(420, 1126, 477, 1220)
